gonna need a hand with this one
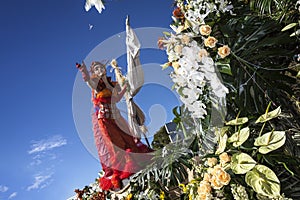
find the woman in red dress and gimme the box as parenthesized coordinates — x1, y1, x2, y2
(76, 61, 151, 190)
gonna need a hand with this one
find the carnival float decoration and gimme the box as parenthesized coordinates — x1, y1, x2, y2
(71, 0, 300, 199)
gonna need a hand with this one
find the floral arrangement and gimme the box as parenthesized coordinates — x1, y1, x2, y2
(158, 0, 232, 121)
(179, 103, 298, 200)
(72, 0, 300, 199)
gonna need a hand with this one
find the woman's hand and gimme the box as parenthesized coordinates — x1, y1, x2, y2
(76, 61, 86, 69)
(76, 61, 91, 83)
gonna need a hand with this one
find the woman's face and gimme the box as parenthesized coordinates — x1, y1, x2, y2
(93, 65, 106, 77)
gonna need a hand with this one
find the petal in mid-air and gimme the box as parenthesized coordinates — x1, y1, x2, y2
(85, 0, 105, 13)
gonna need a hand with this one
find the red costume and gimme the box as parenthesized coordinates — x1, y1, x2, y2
(79, 63, 151, 190)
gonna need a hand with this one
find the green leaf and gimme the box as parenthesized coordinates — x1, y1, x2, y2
(255, 106, 281, 123)
(231, 152, 256, 174)
(228, 127, 250, 147)
(163, 31, 171, 36)
(216, 62, 232, 76)
(254, 131, 286, 154)
(281, 23, 297, 32)
(226, 117, 249, 125)
(245, 165, 280, 197)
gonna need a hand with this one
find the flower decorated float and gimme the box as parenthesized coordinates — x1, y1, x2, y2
(71, 0, 300, 199)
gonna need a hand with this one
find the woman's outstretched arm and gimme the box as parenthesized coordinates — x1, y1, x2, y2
(76, 62, 97, 90)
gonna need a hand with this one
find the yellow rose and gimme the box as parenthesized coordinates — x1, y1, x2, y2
(219, 152, 231, 164)
(198, 49, 209, 61)
(206, 157, 218, 167)
(204, 36, 218, 48)
(200, 25, 212, 36)
(181, 35, 190, 45)
(174, 45, 183, 54)
(217, 45, 231, 58)
(197, 180, 212, 194)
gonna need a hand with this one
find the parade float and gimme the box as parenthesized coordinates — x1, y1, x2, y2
(71, 0, 300, 199)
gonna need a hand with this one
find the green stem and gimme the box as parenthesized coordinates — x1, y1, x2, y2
(265, 102, 272, 115)
(259, 122, 266, 137)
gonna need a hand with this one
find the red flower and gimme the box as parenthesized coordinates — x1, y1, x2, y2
(173, 7, 184, 19)
(99, 177, 113, 191)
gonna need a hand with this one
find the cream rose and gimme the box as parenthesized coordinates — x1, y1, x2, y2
(212, 166, 231, 186)
(210, 175, 223, 189)
(197, 180, 212, 194)
(198, 193, 212, 200)
(203, 173, 211, 182)
(218, 45, 231, 58)
(206, 157, 218, 167)
(181, 34, 190, 45)
(204, 36, 218, 48)
(216, 169, 231, 185)
(200, 25, 212, 36)
(219, 152, 231, 164)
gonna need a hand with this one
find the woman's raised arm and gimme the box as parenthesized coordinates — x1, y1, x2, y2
(76, 62, 97, 90)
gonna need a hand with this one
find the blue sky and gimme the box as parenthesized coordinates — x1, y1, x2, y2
(0, 0, 180, 199)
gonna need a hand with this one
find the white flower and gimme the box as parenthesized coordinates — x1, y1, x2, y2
(85, 0, 105, 13)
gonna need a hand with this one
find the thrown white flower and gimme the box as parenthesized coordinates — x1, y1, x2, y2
(85, 0, 105, 13)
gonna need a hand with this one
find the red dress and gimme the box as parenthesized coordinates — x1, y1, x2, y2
(91, 78, 151, 190)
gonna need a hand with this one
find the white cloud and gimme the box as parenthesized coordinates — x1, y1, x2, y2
(0, 185, 8, 192)
(27, 173, 53, 191)
(8, 192, 17, 199)
(26, 135, 66, 190)
(28, 135, 67, 154)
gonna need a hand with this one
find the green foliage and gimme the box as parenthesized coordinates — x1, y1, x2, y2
(151, 125, 171, 150)
(249, 0, 299, 24)
(215, 2, 298, 117)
